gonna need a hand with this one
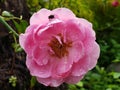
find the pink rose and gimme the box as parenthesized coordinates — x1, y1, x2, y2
(19, 8, 100, 87)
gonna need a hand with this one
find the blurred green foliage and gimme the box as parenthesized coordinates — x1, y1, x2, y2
(68, 65, 120, 90)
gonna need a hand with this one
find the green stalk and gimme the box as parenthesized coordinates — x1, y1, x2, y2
(0, 16, 19, 37)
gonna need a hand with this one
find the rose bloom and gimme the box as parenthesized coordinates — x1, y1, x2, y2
(19, 8, 100, 87)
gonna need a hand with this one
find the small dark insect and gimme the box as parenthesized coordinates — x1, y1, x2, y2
(48, 15, 54, 19)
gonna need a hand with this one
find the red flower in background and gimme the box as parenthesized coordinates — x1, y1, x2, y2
(19, 8, 100, 87)
(112, 0, 119, 7)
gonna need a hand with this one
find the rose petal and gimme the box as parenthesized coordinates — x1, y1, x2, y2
(19, 25, 37, 54)
(52, 8, 76, 21)
(37, 77, 63, 87)
(65, 19, 85, 42)
(68, 41, 84, 63)
(53, 56, 72, 78)
(77, 18, 95, 40)
(33, 21, 65, 45)
(84, 39, 100, 59)
(87, 42, 100, 69)
(71, 42, 100, 77)
(30, 8, 51, 25)
(32, 46, 49, 65)
(26, 55, 51, 78)
(65, 75, 84, 84)
(71, 56, 89, 76)
(52, 41, 84, 78)
(19, 34, 27, 50)
(30, 8, 76, 25)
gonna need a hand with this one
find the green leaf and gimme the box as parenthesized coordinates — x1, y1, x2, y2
(12, 43, 23, 52)
(13, 20, 28, 33)
(68, 84, 77, 90)
(30, 76, 36, 88)
(113, 72, 120, 79)
(106, 88, 112, 90)
(76, 81, 83, 87)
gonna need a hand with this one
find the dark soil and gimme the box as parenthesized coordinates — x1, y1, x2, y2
(0, 0, 67, 90)
(0, 34, 30, 90)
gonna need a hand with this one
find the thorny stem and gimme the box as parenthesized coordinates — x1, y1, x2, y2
(0, 16, 19, 37)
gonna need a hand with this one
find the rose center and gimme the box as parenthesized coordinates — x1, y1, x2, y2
(48, 34, 72, 58)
